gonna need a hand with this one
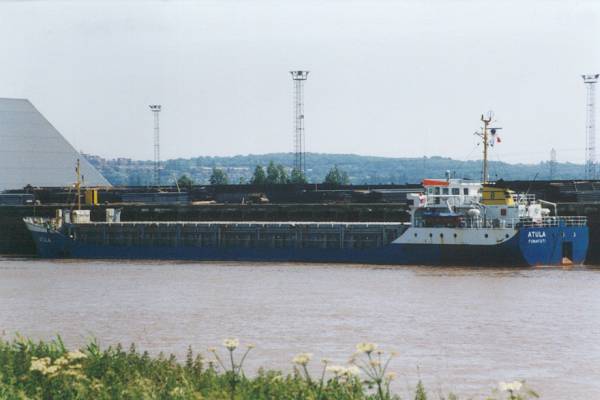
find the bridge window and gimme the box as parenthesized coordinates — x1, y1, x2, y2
(452, 188, 460, 195)
(442, 188, 449, 195)
(463, 188, 469, 195)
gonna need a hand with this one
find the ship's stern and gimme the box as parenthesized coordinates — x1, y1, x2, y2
(518, 222, 588, 266)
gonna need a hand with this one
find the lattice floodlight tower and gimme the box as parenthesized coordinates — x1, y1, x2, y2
(149, 104, 162, 186)
(290, 71, 309, 175)
(583, 74, 599, 180)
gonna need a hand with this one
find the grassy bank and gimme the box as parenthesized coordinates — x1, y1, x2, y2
(0, 336, 537, 400)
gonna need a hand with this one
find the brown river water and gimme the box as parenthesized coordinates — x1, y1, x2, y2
(0, 257, 598, 399)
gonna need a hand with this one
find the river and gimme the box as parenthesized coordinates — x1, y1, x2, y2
(0, 258, 598, 399)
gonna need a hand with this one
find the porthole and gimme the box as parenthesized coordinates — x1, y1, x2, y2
(484, 233, 489, 238)
(440, 233, 444, 238)
(453, 233, 457, 238)
(505, 234, 509, 238)
(414, 233, 417, 237)
(429, 233, 433, 238)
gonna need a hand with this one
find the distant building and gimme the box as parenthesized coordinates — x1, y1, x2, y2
(0, 98, 110, 190)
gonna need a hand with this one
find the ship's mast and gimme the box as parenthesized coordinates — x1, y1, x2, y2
(76, 158, 81, 211)
(481, 114, 492, 184)
(474, 113, 501, 184)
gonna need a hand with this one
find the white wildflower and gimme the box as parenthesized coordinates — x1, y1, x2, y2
(45, 365, 60, 375)
(223, 338, 239, 351)
(499, 381, 523, 392)
(55, 357, 69, 366)
(29, 357, 51, 373)
(386, 372, 397, 381)
(345, 365, 360, 376)
(66, 350, 87, 360)
(369, 359, 381, 367)
(326, 365, 347, 376)
(63, 369, 85, 378)
(292, 353, 312, 366)
(170, 387, 186, 396)
(356, 342, 378, 354)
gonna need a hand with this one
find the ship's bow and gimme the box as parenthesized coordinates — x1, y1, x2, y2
(23, 218, 69, 258)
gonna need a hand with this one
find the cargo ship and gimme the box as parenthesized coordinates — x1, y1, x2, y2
(23, 115, 589, 266)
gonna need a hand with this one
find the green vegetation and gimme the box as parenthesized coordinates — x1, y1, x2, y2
(250, 165, 267, 185)
(177, 174, 194, 190)
(265, 161, 289, 184)
(324, 165, 350, 186)
(0, 336, 539, 400)
(250, 162, 291, 185)
(290, 168, 308, 184)
(209, 167, 229, 185)
(83, 152, 586, 186)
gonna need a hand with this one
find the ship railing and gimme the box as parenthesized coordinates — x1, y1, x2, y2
(457, 216, 587, 229)
(515, 216, 587, 228)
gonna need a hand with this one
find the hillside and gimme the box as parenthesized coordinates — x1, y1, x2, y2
(83, 153, 585, 186)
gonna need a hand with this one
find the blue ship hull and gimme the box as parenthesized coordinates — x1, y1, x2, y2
(27, 224, 588, 267)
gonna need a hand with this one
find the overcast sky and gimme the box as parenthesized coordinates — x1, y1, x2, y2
(0, 0, 598, 163)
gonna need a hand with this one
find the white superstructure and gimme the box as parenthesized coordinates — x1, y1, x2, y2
(395, 178, 564, 246)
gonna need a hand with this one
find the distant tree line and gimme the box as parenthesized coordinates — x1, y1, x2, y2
(83, 152, 587, 187)
(203, 161, 348, 187)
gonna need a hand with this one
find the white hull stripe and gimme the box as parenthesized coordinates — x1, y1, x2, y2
(393, 227, 518, 246)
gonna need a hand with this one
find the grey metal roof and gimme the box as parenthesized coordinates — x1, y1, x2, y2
(0, 98, 110, 190)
